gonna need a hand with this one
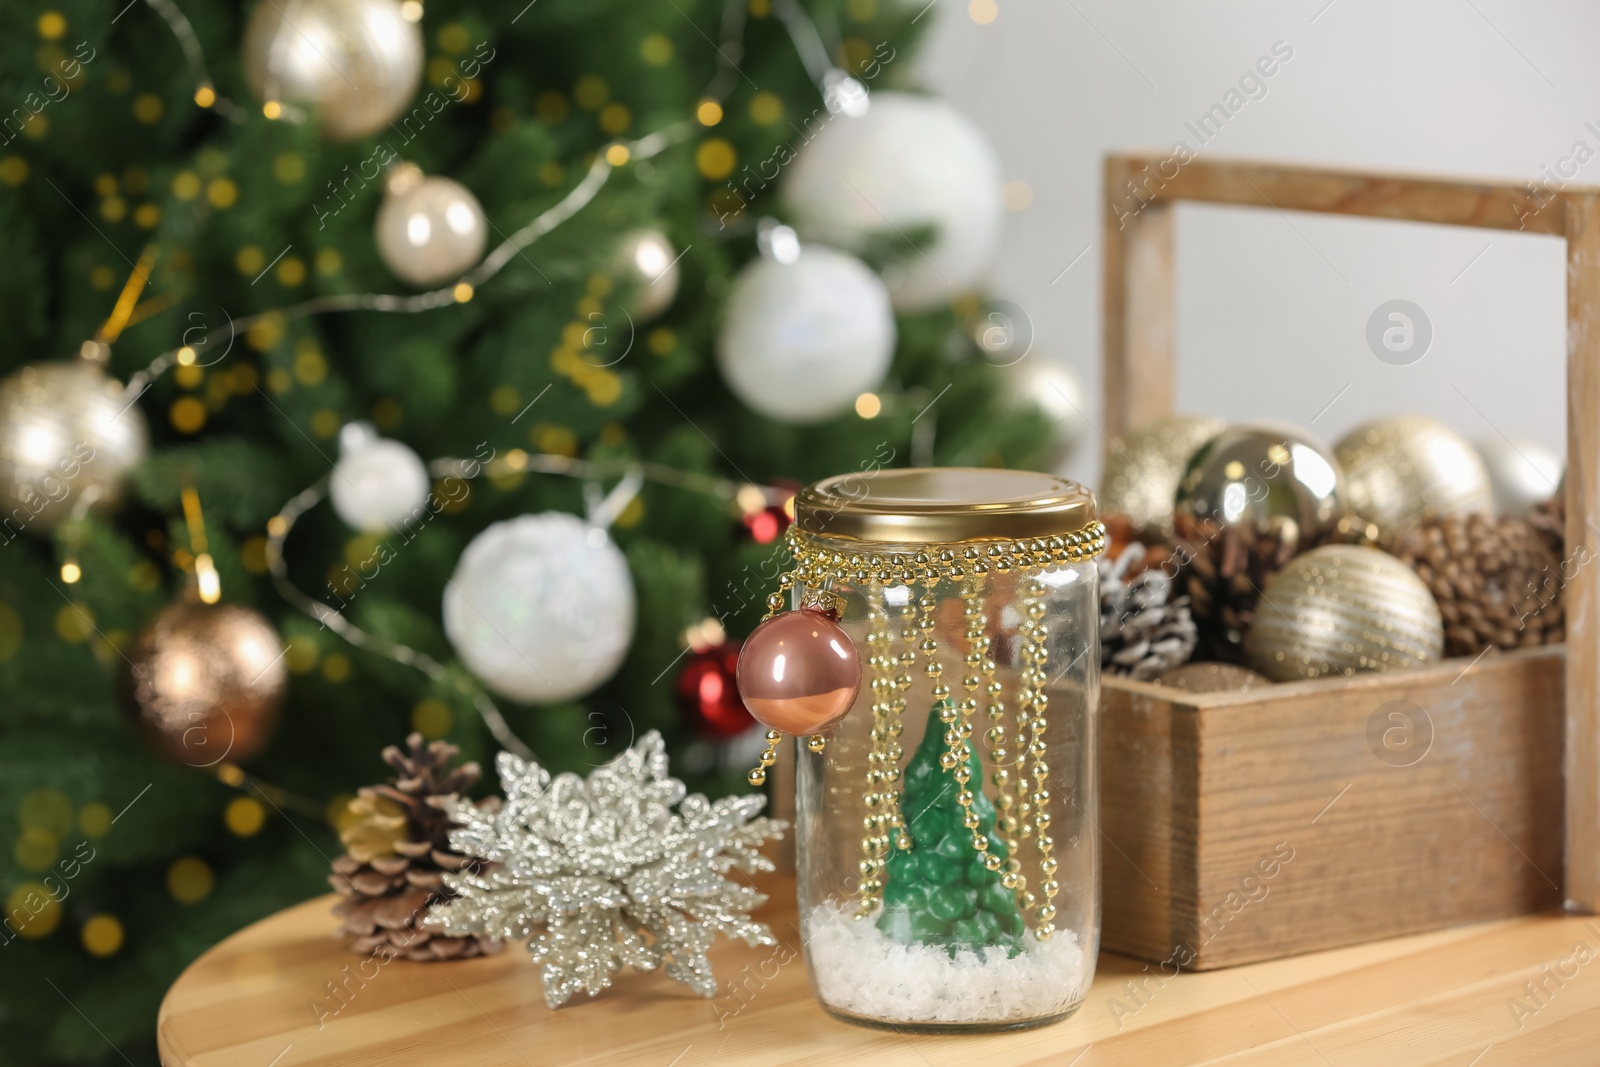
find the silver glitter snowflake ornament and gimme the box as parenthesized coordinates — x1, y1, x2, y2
(425, 731, 786, 1008)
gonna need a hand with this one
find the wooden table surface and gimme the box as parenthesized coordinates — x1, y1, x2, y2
(158, 876, 1600, 1066)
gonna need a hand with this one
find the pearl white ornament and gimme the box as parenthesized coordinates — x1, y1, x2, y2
(1473, 436, 1561, 518)
(1003, 357, 1088, 467)
(0, 360, 147, 533)
(375, 165, 488, 287)
(329, 423, 431, 532)
(716, 245, 895, 424)
(784, 92, 1004, 311)
(612, 229, 680, 322)
(242, 0, 424, 142)
(443, 513, 635, 704)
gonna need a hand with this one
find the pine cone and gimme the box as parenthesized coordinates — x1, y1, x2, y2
(1173, 513, 1299, 660)
(1528, 494, 1565, 561)
(1099, 542, 1197, 680)
(1392, 513, 1562, 656)
(330, 733, 502, 962)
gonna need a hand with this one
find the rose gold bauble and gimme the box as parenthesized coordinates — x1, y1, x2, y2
(735, 609, 861, 734)
(117, 601, 287, 766)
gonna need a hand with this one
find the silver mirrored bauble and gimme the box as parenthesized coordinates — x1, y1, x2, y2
(0, 360, 148, 533)
(242, 0, 424, 142)
(1174, 422, 1345, 544)
(375, 166, 487, 287)
(611, 229, 680, 323)
(784, 92, 1003, 311)
(329, 422, 431, 532)
(443, 513, 635, 704)
(1334, 415, 1493, 537)
(1472, 436, 1561, 519)
(716, 244, 895, 424)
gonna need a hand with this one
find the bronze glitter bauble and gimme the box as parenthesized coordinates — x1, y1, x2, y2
(1244, 545, 1444, 683)
(118, 601, 287, 766)
(1334, 415, 1493, 538)
(1174, 422, 1345, 545)
(1099, 414, 1224, 540)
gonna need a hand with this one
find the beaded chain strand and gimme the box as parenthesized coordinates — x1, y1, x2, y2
(755, 522, 1106, 935)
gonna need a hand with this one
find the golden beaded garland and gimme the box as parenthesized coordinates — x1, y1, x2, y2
(751, 521, 1109, 937)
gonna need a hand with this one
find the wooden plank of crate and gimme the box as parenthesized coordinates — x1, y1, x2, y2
(1106, 154, 1563, 234)
(1101, 647, 1565, 970)
(1566, 192, 1600, 912)
(1102, 157, 1176, 440)
(1098, 679, 1181, 961)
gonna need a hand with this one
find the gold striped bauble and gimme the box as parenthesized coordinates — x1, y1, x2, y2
(1334, 415, 1493, 538)
(1244, 545, 1444, 682)
(1100, 414, 1224, 540)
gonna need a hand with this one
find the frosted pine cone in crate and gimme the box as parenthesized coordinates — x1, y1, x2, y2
(1099, 542, 1197, 681)
(426, 731, 786, 1008)
(330, 733, 502, 961)
(1392, 512, 1562, 656)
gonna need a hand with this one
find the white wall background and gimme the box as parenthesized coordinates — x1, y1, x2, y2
(919, 0, 1584, 490)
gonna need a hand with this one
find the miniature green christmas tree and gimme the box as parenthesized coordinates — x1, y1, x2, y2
(877, 702, 1025, 954)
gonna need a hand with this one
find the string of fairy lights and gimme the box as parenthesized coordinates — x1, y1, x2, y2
(49, 0, 864, 785)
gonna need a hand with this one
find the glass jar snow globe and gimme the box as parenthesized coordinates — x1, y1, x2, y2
(746, 469, 1105, 1033)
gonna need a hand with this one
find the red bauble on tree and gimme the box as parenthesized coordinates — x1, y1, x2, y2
(737, 481, 797, 545)
(676, 641, 756, 739)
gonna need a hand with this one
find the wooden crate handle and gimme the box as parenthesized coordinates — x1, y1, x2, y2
(1099, 153, 1597, 912)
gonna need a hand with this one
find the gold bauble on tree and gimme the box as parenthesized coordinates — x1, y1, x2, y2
(1173, 421, 1345, 545)
(375, 164, 488, 287)
(1244, 545, 1444, 682)
(611, 229, 682, 323)
(117, 601, 287, 766)
(1099, 414, 1224, 540)
(1334, 415, 1493, 538)
(0, 359, 148, 533)
(242, 0, 423, 141)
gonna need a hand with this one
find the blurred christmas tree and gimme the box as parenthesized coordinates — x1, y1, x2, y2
(0, 0, 1055, 1062)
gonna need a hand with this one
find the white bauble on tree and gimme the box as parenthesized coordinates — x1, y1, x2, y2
(716, 244, 895, 424)
(1002, 357, 1089, 467)
(783, 92, 1003, 311)
(375, 164, 488, 287)
(329, 423, 431, 532)
(0, 360, 148, 532)
(611, 229, 680, 323)
(443, 513, 635, 704)
(242, 0, 424, 142)
(1472, 436, 1561, 518)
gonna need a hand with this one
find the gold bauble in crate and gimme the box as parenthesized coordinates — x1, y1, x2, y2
(1099, 414, 1224, 540)
(1334, 415, 1493, 537)
(117, 601, 287, 766)
(1244, 545, 1444, 682)
(1173, 422, 1345, 546)
(0, 360, 148, 532)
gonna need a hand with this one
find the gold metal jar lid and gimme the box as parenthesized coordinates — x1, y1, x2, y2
(793, 468, 1098, 545)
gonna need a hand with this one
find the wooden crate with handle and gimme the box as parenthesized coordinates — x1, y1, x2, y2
(1098, 153, 1591, 968)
